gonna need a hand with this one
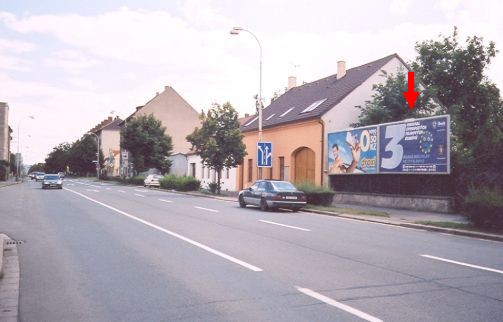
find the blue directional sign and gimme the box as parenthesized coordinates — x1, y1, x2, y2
(257, 142, 272, 167)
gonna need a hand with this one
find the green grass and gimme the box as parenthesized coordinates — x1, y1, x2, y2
(415, 221, 471, 229)
(305, 204, 390, 218)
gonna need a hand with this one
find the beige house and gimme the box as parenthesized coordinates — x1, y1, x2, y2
(90, 116, 122, 177)
(121, 86, 200, 176)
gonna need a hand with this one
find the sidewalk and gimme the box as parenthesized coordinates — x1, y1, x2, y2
(0, 177, 20, 189)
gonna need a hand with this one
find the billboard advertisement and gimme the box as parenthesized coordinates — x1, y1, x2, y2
(328, 126, 378, 174)
(379, 115, 449, 173)
(327, 115, 450, 175)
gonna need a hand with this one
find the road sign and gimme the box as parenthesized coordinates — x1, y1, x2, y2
(257, 142, 272, 167)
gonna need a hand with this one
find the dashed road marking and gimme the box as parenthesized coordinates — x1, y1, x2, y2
(259, 220, 310, 231)
(421, 254, 503, 274)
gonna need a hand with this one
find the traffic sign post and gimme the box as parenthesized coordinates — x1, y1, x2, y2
(257, 142, 272, 167)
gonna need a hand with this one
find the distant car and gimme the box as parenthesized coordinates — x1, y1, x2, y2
(238, 180, 307, 212)
(35, 172, 46, 181)
(41, 174, 63, 189)
(57, 172, 65, 178)
(29, 172, 38, 180)
(144, 174, 163, 187)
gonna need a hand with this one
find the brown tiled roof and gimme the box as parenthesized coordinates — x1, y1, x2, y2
(100, 117, 123, 131)
(241, 53, 404, 132)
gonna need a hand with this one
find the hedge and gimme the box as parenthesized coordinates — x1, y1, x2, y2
(295, 182, 336, 206)
(160, 175, 200, 191)
(463, 188, 503, 229)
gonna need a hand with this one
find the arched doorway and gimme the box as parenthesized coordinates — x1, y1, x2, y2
(293, 147, 315, 184)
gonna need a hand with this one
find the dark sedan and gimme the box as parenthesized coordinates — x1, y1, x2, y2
(238, 180, 307, 211)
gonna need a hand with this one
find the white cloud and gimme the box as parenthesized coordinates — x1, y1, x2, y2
(390, 0, 413, 15)
(44, 50, 103, 75)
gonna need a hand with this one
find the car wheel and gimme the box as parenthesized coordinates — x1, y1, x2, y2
(239, 195, 246, 208)
(260, 198, 268, 211)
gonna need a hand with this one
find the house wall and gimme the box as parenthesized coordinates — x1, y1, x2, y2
(187, 154, 237, 191)
(321, 57, 407, 185)
(237, 119, 323, 190)
(0, 102, 9, 161)
(135, 86, 200, 154)
(168, 154, 188, 176)
(100, 129, 121, 176)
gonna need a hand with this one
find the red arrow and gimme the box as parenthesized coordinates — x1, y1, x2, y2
(403, 72, 419, 110)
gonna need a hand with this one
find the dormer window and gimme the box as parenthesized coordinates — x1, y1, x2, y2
(301, 98, 327, 113)
(280, 107, 295, 117)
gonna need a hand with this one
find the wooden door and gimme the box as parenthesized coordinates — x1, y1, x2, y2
(294, 148, 315, 184)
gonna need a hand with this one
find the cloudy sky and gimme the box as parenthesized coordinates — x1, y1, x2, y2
(1, 0, 502, 165)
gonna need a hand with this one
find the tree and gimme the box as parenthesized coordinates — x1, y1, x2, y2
(121, 114, 173, 173)
(45, 143, 71, 173)
(411, 27, 503, 189)
(67, 136, 104, 176)
(29, 163, 45, 173)
(186, 102, 247, 194)
(351, 69, 438, 127)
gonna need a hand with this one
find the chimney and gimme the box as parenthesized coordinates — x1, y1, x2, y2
(288, 76, 297, 89)
(337, 60, 346, 79)
(108, 116, 112, 121)
(136, 106, 142, 111)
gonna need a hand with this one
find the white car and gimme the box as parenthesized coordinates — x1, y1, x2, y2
(144, 174, 163, 187)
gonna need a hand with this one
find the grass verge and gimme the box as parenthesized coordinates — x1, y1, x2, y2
(415, 221, 471, 229)
(305, 204, 389, 218)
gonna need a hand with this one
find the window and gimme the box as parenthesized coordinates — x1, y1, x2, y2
(280, 107, 295, 117)
(244, 116, 258, 126)
(266, 113, 276, 121)
(207, 168, 210, 179)
(301, 98, 327, 113)
(226, 168, 229, 179)
(248, 159, 253, 182)
(279, 157, 285, 180)
(190, 163, 196, 177)
(269, 167, 273, 179)
(201, 164, 204, 178)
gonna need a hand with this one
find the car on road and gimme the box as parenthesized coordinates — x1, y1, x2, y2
(57, 171, 65, 178)
(144, 174, 164, 187)
(41, 174, 63, 189)
(238, 180, 307, 211)
(35, 172, 46, 181)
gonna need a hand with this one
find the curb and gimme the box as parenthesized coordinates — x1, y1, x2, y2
(302, 208, 503, 242)
(0, 234, 4, 278)
(0, 181, 20, 189)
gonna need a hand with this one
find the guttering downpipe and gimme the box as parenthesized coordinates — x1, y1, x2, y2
(319, 118, 325, 186)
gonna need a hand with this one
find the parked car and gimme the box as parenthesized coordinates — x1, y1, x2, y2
(35, 172, 46, 181)
(238, 180, 307, 211)
(57, 172, 65, 178)
(144, 174, 164, 187)
(41, 174, 63, 189)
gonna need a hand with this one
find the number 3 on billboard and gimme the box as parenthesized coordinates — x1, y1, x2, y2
(381, 124, 406, 169)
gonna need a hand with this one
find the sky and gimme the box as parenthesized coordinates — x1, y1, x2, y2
(1, 0, 502, 165)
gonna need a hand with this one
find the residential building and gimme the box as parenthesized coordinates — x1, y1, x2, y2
(237, 53, 409, 190)
(0, 102, 10, 179)
(89, 116, 123, 177)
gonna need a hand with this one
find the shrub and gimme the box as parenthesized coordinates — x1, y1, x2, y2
(208, 182, 218, 194)
(463, 188, 503, 229)
(160, 175, 200, 191)
(126, 176, 146, 186)
(160, 174, 177, 190)
(295, 182, 336, 206)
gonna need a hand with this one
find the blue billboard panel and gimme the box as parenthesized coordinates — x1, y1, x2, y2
(379, 116, 449, 173)
(328, 126, 378, 174)
(257, 142, 272, 167)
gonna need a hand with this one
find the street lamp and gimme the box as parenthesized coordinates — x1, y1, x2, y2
(86, 132, 100, 180)
(229, 26, 263, 141)
(17, 115, 34, 181)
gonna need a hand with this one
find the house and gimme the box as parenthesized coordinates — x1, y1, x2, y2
(121, 86, 200, 176)
(237, 53, 409, 190)
(89, 116, 123, 177)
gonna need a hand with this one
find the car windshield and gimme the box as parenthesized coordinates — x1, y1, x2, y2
(44, 175, 60, 180)
(271, 181, 297, 191)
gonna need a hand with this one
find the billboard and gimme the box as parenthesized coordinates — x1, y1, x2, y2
(328, 126, 378, 174)
(379, 116, 449, 173)
(327, 115, 450, 175)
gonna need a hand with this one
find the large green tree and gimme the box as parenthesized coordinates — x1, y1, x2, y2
(186, 102, 247, 194)
(121, 114, 173, 173)
(67, 136, 104, 176)
(45, 143, 71, 173)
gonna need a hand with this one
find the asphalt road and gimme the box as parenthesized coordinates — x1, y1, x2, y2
(1, 179, 502, 321)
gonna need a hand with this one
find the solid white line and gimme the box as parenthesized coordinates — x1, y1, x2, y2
(296, 287, 382, 322)
(134, 193, 145, 197)
(259, 220, 310, 232)
(194, 206, 219, 213)
(85, 189, 99, 192)
(64, 187, 262, 272)
(421, 254, 503, 274)
(159, 199, 172, 203)
(117, 190, 126, 193)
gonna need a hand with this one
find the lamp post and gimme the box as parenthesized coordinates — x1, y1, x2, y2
(16, 116, 34, 181)
(86, 132, 100, 180)
(230, 27, 263, 140)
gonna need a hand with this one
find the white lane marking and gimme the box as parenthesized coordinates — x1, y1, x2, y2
(117, 190, 126, 193)
(159, 199, 173, 203)
(66, 184, 75, 186)
(135, 189, 148, 193)
(106, 188, 111, 190)
(64, 187, 262, 272)
(134, 193, 145, 197)
(85, 189, 99, 192)
(421, 254, 503, 275)
(259, 220, 310, 232)
(74, 181, 101, 188)
(194, 206, 219, 213)
(296, 287, 382, 322)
